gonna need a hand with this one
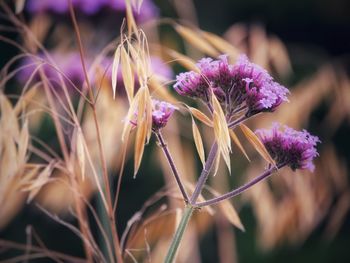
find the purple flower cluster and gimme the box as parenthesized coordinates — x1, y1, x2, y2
(26, 0, 158, 21)
(151, 100, 178, 130)
(174, 55, 289, 117)
(256, 123, 320, 172)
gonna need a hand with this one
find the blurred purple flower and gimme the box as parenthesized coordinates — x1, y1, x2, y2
(256, 123, 320, 172)
(150, 57, 173, 81)
(26, 0, 159, 21)
(18, 51, 172, 93)
(173, 54, 289, 117)
(17, 52, 88, 88)
(151, 99, 178, 130)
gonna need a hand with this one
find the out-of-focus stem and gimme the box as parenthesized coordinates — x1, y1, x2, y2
(195, 163, 286, 207)
(156, 131, 189, 203)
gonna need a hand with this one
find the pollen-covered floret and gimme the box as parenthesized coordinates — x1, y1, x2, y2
(256, 123, 320, 172)
(151, 100, 178, 130)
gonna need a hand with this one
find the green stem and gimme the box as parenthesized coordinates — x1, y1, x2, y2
(164, 206, 194, 263)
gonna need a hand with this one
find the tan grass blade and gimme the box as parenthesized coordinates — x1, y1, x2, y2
(20, 165, 41, 186)
(175, 25, 219, 57)
(15, 0, 26, 14)
(188, 107, 212, 127)
(134, 119, 147, 177)
(206, 187, 245, 231)
(14, 87, 38, 115)
(125, 0, 138, 36)
(133, 87, 150, 177)
(192, 118, 205, 167)
(139, 30, 152, 79)
(76, 128, 86, 180)
(212, 94, 231, 173)
(148, 78, 178, 104)
(127, 38, 148, 88)
(201, 31, 240, 60)
(218, 199, 244, 231)
(111, 45, 121, 99)
(166, 49, 199, 72)
(17, 120, 29, 166)
(144, 87, 153, 143)
(0, 94, 20, 139)
(239, 124, 275, 165)
(137, 87, 147, 124)
(22, 162, 55, 203)
(212, 150, 221, 177)
(1, 137, 17, 179)
(121, 46, 135, 103)
(213, 112, 231, 173)
(121, 88, 144, 141)
(268, 36, 292, 77)
(229, 130, 250, 161)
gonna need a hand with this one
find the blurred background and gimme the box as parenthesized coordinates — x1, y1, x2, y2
(1, 0, 350, 262)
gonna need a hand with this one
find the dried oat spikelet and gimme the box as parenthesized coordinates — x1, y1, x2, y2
(212, 93, 231, 173)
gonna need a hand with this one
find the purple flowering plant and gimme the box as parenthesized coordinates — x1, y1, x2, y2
(150, 54, 320, 262)
(119, 50, 320, 262)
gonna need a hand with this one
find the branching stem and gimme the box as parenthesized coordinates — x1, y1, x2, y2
(195, 163, 286, 207)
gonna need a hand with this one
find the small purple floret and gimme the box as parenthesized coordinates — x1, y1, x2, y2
(152, 100, 178, 130)
(233, 55, 289, 116)
(174, 71, 209, 99)
(256, 123, 320, 172)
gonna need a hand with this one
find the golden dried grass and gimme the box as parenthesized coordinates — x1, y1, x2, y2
(0, 92, 52, 229)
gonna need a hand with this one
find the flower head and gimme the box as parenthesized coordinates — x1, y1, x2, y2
(256, 123, 320, 172)
(151, 100, 178, 130)
(173, 54, 289, 117)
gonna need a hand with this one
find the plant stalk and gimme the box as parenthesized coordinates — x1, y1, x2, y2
(195, 163, 286, 207)
(164, 142, 218, 262)
(164, 206, 194, 263)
